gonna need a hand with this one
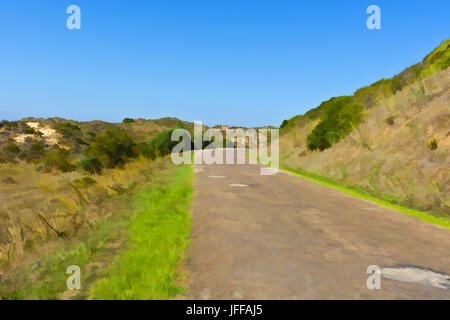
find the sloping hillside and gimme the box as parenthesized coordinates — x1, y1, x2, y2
(0, 116, 193, 277)
(280, 39, 450, 216)
(0, 117, 193, 164)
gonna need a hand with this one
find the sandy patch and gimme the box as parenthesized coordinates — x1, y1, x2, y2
(15, 122, 59, 145)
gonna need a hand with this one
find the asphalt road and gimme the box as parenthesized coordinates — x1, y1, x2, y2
(185, 151, 450, 299)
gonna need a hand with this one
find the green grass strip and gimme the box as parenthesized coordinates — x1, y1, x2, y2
(280, 166, 450, 229)
(89, 165, 193, 299)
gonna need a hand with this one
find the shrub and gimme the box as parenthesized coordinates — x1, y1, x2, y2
(86, 128, 136, 169)
(307, 96, 364, 151)
(4, 121, 19, 130)
(280, 120, 288, 129)
(13, 141, 45, 163)
(143, 129, 181, 160)
(26, 142, 45, 161)
(75, 137, 88, 145)
(21, 123, 42, 136)
(354, 78, 400, 108)
(428, 138, 438, 150)
(24, 126, 36, 135)
(133, 142, 149, 157)
(2, 143, 21, 162)
(73, 177, 97, 186)
(3, 143, 21, 154)
(385, 116, 395, 126)
(43, 146, 76, 172)
(54, 122, 81, 139)
(2, 120, 19, 130)
(80, 156, 103, 175)
(122, 118, 135, 124)
(354, 39, 450, 108)
(24, 239, 34, 251)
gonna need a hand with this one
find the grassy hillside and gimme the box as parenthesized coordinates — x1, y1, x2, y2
(280, 39, 450, 217)
(0, 116, 196, 171)
(0, 116, 195, 298)
(0, 159, 193, 299)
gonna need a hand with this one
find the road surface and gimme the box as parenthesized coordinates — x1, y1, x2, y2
(185, 152, 450, 299)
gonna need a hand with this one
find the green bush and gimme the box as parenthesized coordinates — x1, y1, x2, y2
(80, 156, 103, 175)
(307, 97, 364, 151)
(1, 143, 21, 162)
(143, 130, 179, 160)
(54, 122, 81, 139)
(428, 138, 438, 150)
(4, 121, 19, 130)
(355, 78, 401, 108)
(75, 137, 88, 145)
(3, 143, 21, 154)
(122, 118, 135, 124)
(73, 177, 97, 186)
(86, 128, 136, 169)
(419, 39, 450, 79)
(22, 124, 42, 136)
(19, 142, 45, 163)
(355, 39, 450, 108)
(385, 116, 396, 126)
(43, 146, 76, 172)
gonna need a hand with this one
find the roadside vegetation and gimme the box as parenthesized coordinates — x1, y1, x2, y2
(89, 165, 193, 299)
(143, 129, 181, 160)
(280, 166, 450, 229)
(0, 117, 195, 299)
(354, 38, 450, 109)
(306, 96, 364, 151)
(279, 38, 450, 218)
(0, 159, 193, 300)
(281, 39, 450, 150)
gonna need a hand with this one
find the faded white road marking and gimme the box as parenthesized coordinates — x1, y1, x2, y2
(229, 184, 249, 188)
(381, 266, 450, 289)
(194, 166, 205, 173)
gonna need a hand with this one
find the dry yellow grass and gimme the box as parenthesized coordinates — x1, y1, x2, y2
(280, 68, 450, 215)
(0, 157, 162, 273)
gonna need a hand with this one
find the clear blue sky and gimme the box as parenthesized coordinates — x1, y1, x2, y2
(1, 0, 449, 127)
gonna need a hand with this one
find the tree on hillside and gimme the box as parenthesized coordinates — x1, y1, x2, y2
(85, 128, 136, 169)
(122, 118, 135, 124)
(143, 129, 179, 160)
